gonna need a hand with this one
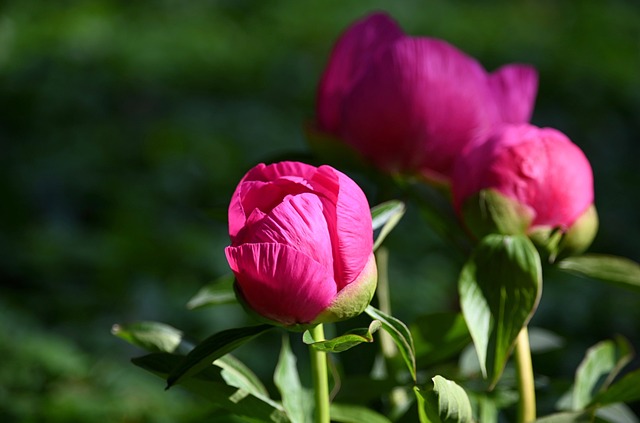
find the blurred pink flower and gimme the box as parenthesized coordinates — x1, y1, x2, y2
(225, 161, 377, 327)
(452, 123, 598, 255)
(316, 12, 538, 182)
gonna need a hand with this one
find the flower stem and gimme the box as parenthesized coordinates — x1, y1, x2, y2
(309, 324, 330, 423)
(515, 327, 536, 423)
(376, 247, 408, 415)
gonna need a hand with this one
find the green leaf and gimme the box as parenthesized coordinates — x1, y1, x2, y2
(414, 376, 473, 423)
(371, 200, 406, 250)
(133, 353, 288, 422)
(557, 254, 640, 292)
(534, 411, 594, 422)
(365, 305, 417, 382)
(330, 403, 392, 423)
(186, 274, 237, 309)
(303, 320, 381, 353)
(528, 327, 564, 354)
(591, 368, 640, 407)
(215, 354, 270, 399)
(594, 403, 640, 423)
(458, 234, 542, 386)
(274, 335, 312, 423)
(111, 321, 185, 353)
(410, 312, 471, 367)
(573, 337, 633, 410)
(166, 324, 273, 389)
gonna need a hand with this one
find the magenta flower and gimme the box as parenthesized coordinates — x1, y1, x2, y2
(452, 123, 598, 256)
(315, 12, 538, 182)
(225, 161, 377, 327)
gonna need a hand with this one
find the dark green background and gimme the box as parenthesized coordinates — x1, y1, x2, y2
(1, 1, 639, 421)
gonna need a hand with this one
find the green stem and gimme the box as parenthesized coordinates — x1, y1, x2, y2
(375, 247, 408, 416)
(515, 327, 536, 423)
(375, 247, 396, 358)
(309, 324, 330, 423)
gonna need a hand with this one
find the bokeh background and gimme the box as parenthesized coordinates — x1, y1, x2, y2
(1, 0, 639, 421)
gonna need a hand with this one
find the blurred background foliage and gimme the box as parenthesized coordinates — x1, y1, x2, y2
(1, 0, 639, 421)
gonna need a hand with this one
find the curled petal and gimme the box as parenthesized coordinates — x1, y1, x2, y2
(229, 162, 319, 240)
(323, 167, 374, 289)
(490, 64, 539, 124)
(236, 193, 334, 272)
(226, 243, 337, 325)
(317, 12, 404, 134)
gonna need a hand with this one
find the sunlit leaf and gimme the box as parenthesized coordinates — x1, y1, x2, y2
(410, 312, 471, 367)
(133, 353, 288, 422)
(459, 234, 542, 386)
(303, 320, 381, 353)
(414, 376, 473, 423)
(274, 335, 312, 423)
(557, 254, 640, 292)
(528, 327, 564, 354)
(573, 336, 633, 410)
(591, 368, 640, 407)
(111, 321, 185, 353)
(365, 305, 416, 382)
(330, 403, 392, 423)
(594, 403, 640, 423)
(534, 411, 593, 422)
(371, 200, 406, 250)
(166, 324, 273, 389)
(187, 274, 237, 310)
(215, 354, 270, 399)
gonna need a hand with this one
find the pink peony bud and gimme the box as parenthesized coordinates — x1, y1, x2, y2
(315, 12, 538, 183)
(452, 123, 598, 258)
(225, 161, 377, 328)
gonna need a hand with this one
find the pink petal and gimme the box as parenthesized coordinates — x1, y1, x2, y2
(236, 193, 334, 272)
(341, 37, 499, 179)
(453, 124, 594, 229)
(489, 64, 538, 124)
(309, 166, 373, 290)
(228, 162, 319, 241)
(225, 243, 337, 325)
(317, 12, 404, 134)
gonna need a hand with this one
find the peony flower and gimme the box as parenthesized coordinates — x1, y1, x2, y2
(315, 12, 538, 183)
(451, 123, 598, 258)
(225, 161, 377, 328)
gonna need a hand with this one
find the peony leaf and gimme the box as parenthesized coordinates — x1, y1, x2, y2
(414, 376, 473, 423)
(572, 336, 633, 410)
(133, 353, 288, 422)
(590, 368, 640, 408)
(330, 403, 392, 423)
(458, 234, 542, 387)
(594, 403, 640, 423)
(371, 200, 406, 250)
(303, 320, 381, 353)
(274, 335, 313, 423)
(215, 354, 270, 399)
(557, 254, 640, 292)
(166, 324, 273, 389)
(186, 274, 237, 310)
(365, 305, 416, 382)
(410, 312, 471, 367)
(534, 411, 594, 422)
(111, 321, 187, 354)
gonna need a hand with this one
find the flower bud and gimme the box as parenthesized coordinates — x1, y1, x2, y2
(225, 161, 377, 329)
(452, 124, 598, 259)
(315, 12, 538, 183)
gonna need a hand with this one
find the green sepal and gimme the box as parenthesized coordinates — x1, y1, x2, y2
(460, 189, 534, 239)
(312, 253, 378, 325)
